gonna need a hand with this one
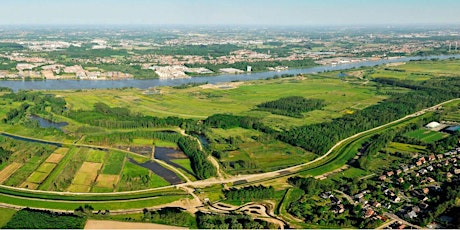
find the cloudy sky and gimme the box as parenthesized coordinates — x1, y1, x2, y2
(1, 0, 460, 25)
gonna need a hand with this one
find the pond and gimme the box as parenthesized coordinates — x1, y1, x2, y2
(29, 115, 68, 130)
(154, 147, 195, 176)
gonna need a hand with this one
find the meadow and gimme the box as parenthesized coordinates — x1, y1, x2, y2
(57, 76, 388, 130)
(403, 129, 449, 143)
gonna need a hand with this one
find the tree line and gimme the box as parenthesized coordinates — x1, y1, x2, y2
(223, 185, 275, 201)
(66, 102, 190, 129)
(3, 208, 86, 229)
(142, 207, 196, 228)
(178, 136, 216, 179)
(256, 96, 325, 118)
(83, 131, 182, 145)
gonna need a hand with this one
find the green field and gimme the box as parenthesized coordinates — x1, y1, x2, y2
(0, 207, 17, 228)
(404, 129, 449, 143)
(101, 151, 126, 175)
(57, 77, 388, 130)
(86, 149, 107, 163)
(208, 128, 317, 173)
(117, 161, 170, 191)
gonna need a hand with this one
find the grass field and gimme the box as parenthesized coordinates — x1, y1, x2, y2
(170, 159, 194, 174)
(86, 149, 107, 163)
(0, 162, 22, 184)
(403, 129, 449, 143)
(153, 139, 178, 148)
(57, 77, 388, 130)
(0, 207, 17, 228)
(0, 193, 188, 211)
(101, 151, 126, 175)
(117, 161, 170, 191)
(385, 142, 427, 155)
(208, 128, 317, 173)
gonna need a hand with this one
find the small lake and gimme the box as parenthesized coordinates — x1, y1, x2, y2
(29, 115, 68, 130)
(1, 54, 459, 92)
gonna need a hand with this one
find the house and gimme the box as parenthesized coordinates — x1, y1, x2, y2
(332, 204, 345, 214)
(447, 172, 453, 178)
(419, 169, 428, 175)
(372, 201, 381, 208)
(402, 165, 409, 172)
(397, 177, 404, 183)
(419, 157, 426, 164)
(396, 169, 402, 175)
(412, 206, 421, 213)
(423, 188, 430, 194)
(320, 191, 333, 199)
(427, 166, 434, 171)
(416, 161, 423, 166)
(331, 196, 341, 205)
(419, 203, 429, 209)
(364, 208, 375, 218)
(454, 168, 460, 174)
(386, 171, 394, 177)
(379, 175, 387, 181)
(428, 154, 436, 161)
(437, 154, 444, 160)
(391, 196, 401, 203)
(405, 210, 418, 219)
(397, 224, 407, 229)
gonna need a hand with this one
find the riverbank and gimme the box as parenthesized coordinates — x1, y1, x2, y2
(1, 54, 459, 92)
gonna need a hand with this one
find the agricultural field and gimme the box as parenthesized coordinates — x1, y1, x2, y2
(0, 136, 176, 193)
(403, 129, 449, 143)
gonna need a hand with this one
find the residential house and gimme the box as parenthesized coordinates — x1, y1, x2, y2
(364, 208, 375, 218)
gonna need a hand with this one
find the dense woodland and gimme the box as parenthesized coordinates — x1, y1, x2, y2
(178, 136, 216, 179)
(256, 96, 325, 118)
(142, 207, 197, 228)
(3, 208, 86, 229)
(223, 185, 275, 201)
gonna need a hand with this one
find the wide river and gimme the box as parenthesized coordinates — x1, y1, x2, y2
(1, 54, 460, 92)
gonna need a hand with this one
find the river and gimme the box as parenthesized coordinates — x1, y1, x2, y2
(1, 54, 459, 92)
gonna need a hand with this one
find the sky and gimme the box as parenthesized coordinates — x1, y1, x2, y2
(1, 0, 460, 26)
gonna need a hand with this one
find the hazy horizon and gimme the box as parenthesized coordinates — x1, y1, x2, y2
(1, 0, 460, 26)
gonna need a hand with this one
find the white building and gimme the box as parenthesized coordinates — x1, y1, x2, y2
(425, 121, 441, 129)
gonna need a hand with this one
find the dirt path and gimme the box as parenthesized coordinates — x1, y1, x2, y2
(84, 220, 186, 229)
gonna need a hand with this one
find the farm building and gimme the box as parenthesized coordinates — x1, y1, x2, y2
(425, 121, 441, 129)
(444, 126, 460, 134)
